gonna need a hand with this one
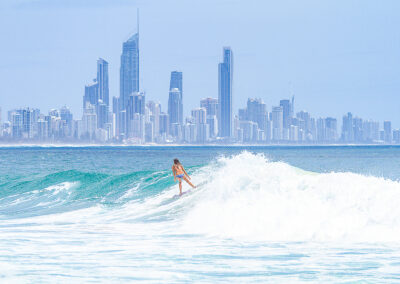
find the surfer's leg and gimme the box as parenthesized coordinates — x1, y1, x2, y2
(183, 176, 196, 188)
(178, 178, 182, 195)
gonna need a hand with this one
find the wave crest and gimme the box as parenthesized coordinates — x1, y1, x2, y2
(180, 152, 400, 242)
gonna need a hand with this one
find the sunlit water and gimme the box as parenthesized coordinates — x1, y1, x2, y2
(1, 146, 400, 282)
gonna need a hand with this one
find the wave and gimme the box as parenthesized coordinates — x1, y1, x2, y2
(1, 151, 400, 243)
(0, 168, 174, 218)
(178, 152, 400, 242)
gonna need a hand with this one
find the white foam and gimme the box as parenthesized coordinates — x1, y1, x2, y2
(43, 181, 79, 194)
(179, 152, 400, 243)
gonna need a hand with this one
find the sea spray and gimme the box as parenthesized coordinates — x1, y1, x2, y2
(180, 152, 400, 242)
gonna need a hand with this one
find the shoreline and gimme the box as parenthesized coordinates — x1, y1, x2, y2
(0, 143, 398, 148)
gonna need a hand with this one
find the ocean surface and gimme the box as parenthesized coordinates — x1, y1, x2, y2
(1, 145, 400, 282)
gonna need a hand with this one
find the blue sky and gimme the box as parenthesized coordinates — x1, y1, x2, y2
(0, 0, 399, 126)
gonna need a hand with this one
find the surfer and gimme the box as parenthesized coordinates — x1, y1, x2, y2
(172, 158, 196, 195)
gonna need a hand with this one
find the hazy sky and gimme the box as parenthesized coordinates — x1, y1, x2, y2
(1, 0, 399, 126)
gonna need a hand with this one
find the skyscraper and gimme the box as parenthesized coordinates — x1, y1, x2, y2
(201, 98, 218, 138)
(97, 58, 109, 106)
(133, 92, 145, 115)
(159, 113, 169, 136)
(60, 106, 73, 137)
(384, 121, 392, 143)
(120, 14, 139, 110)
(83, 80, 98, 108)
(280, 99, 291, 129)
(82, 104, 97, 140)
(170, 71, 183, 94)
(10, 111, 22, 138)
(147, 101, 161, 137)
(316, 118, 325, 142)
(84, 59, 110, 131)
(168, 88, 182, 126)
(191, 108, 207, 124)
(126, 92, 145, 139)
(97, 102, 108, 130)
(272, 106, 283, 141)
(169, 71, 183, 125)
(362, 120, 379, 142)
(112, 96, 120, 136)
(247, 98, 267, 131)
(325, 117, 337, 142)
(341, 112, 354, 142)
(200, 98, 218, 116)
(218, 47, 233, 138)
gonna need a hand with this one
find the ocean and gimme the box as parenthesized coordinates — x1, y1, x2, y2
(1, 146, 400, 282)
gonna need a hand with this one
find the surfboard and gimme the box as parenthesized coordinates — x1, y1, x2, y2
(171, 180, 207, 198)
(172, 190, 192, 198)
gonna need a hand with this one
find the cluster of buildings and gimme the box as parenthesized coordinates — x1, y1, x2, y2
(0, 18, 398, 145)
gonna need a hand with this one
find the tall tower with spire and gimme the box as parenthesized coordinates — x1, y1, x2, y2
(120, 9, 140, 111)
(218, 47, 233, 138)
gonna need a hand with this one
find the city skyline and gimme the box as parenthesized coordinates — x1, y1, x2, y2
(1, 2, 400, 145)
(1, 0, 400, 127)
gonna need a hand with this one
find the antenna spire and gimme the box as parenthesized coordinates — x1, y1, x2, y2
(137, 8, 139, 36)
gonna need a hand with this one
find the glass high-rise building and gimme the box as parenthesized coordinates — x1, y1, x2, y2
(133, 92, 145, 115)
(170, 71, 183, 93)
(83, 59, 109, 131)
(325, 117, 337, 142)
(279, 99, 291, 129)
(169, 71, 183, 125)
(191, 108, 207, 124)
(60, 106, 73, 136)
(218, 47, 233, 138)
(120, 31, 139, 110)
(272, 106, 283, 141)
(168, 88, 182, 126)
(97, 102, 108, 130)
(384, 121, 392, 143)
(341, 112, 354, 142)
(83, 80, 98, 109)
(200, 98, 218, 116)
(247, 98, 267, 131)
(117, 10, 139, 138)
(159, 113, 169, 135)
(201, 98, 218, 139)
(97, 58, 109, 106)
(147, 101, 161, 137)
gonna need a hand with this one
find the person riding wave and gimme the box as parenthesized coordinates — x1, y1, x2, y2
(172, 158, 196, 195)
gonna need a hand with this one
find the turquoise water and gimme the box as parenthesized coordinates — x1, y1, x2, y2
(1, 146, 400, 282)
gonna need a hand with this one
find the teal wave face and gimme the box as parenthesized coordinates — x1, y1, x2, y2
(0, 169, 175, 219)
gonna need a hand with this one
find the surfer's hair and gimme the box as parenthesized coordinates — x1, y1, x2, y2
(173, 158, 180, 165)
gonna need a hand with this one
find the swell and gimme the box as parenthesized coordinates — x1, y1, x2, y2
(0, 169, 175, 218)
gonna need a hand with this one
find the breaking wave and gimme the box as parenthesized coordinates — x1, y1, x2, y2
(2, 152, 400, 243)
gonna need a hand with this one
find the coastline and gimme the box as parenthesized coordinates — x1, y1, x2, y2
(0, 143, 397, 148)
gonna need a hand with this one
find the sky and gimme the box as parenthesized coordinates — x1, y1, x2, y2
(0, 0, 399, 127)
